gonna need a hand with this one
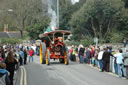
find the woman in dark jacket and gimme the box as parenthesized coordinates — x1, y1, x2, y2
(0, 62, 10, 85)
(102, 48, 113, 72)
(79, 45, 85, 63)
(24, 48, 28, 65)
(5, 51, 18, 85)
(0, 47, 5, 61)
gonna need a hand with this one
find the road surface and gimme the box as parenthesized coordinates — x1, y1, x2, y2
(16, 56, 128, 85)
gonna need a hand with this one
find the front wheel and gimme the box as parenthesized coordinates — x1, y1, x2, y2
(64, 48, 69, 65)
(46, 49, 50, 65)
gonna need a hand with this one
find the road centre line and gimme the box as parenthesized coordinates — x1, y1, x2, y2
(20, 66, 27, 85)
(20, 67, 23, 85)
(23, 67, 27, 85)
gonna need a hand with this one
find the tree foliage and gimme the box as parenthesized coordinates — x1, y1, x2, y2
(0, 0, 48, 38)
(69, 0, 128, 43)
(1, 0, 128, 44)
(25, 17, 50, 40)
(123, 0, 128, 8)
(59, 0, 86, 30)
(0, 38, 22, 44)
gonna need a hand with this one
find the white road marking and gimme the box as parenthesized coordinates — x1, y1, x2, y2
(20, 66, 27, 85)
(20, 68, 23, 85)
(23, 67, 27, 85)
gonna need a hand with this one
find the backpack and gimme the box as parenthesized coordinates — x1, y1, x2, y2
(0, 57, 3, 63)
(0, 74, 6, 85)
(32, 50, 34, 56)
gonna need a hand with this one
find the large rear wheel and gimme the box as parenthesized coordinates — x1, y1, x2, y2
(46, 49, 50, 65)
(40, 42, 46, 64)
(59, 59, 64, 63)
(64, 48, 69, 65)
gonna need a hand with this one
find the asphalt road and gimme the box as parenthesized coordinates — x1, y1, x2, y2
(17, 56, 128, 85)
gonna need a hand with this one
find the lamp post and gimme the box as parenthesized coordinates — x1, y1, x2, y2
(57, 0, 59, 29)
(0, 9, 13, 32)
(94, 37, 98, 48)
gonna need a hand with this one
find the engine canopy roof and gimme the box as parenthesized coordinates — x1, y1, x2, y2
(39, 30, 71, 38)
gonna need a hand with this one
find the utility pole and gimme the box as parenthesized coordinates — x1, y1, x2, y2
(57, 0, 59, 29)
(94, 37, 98, 48)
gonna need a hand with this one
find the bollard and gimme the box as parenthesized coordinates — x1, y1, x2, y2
(109, 56, 113, 72)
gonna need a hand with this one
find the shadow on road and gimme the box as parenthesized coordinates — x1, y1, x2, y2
(48, 61, 78, 66)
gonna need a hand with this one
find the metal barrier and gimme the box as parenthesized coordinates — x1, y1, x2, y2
(110, 56, 115, 72)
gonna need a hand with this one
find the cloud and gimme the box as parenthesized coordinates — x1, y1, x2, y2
(71, 0, 80, 4)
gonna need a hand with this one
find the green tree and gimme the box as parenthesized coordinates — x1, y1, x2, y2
(0, 0, 48, 38)
(59, 0, 72, 30)
(59, 0, 86, 30)
(26, 17, 50, 40)
(70, 0, 125, 42)
(123, 0, 128, 8)
(116, 6, 128, 40)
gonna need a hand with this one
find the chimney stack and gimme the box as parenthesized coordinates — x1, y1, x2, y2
(4, 24, 8, 32)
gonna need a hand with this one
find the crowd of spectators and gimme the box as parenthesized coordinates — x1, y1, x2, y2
(69, 44, 128, 79)
(0, 43, 128, 85)
(0, 44, 35, 85)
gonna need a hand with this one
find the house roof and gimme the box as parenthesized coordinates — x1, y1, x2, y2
(0, 32, 21, 38)
(0, 32, 10, 38)
(8, 32, 21, 38)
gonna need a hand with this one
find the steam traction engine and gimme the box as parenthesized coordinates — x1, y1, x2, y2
(39, 30, 71, 65)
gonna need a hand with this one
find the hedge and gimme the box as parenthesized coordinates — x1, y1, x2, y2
(0, 38, 22, 44)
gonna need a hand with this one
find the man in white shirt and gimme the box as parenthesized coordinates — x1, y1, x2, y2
(114, 49, 127, 78)
(98, 49, 104, 71)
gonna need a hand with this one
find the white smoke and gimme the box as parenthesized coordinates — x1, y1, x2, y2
(41, 0, 57, 31)
(47, 0, 57, 31)
(71, 0, 80, 4)
(41, 0, 80, 31)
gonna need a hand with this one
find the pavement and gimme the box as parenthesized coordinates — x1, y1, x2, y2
(15, 56, 128, 85)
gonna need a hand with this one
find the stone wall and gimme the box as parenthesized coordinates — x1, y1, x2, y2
(98, 43, 128, 52)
